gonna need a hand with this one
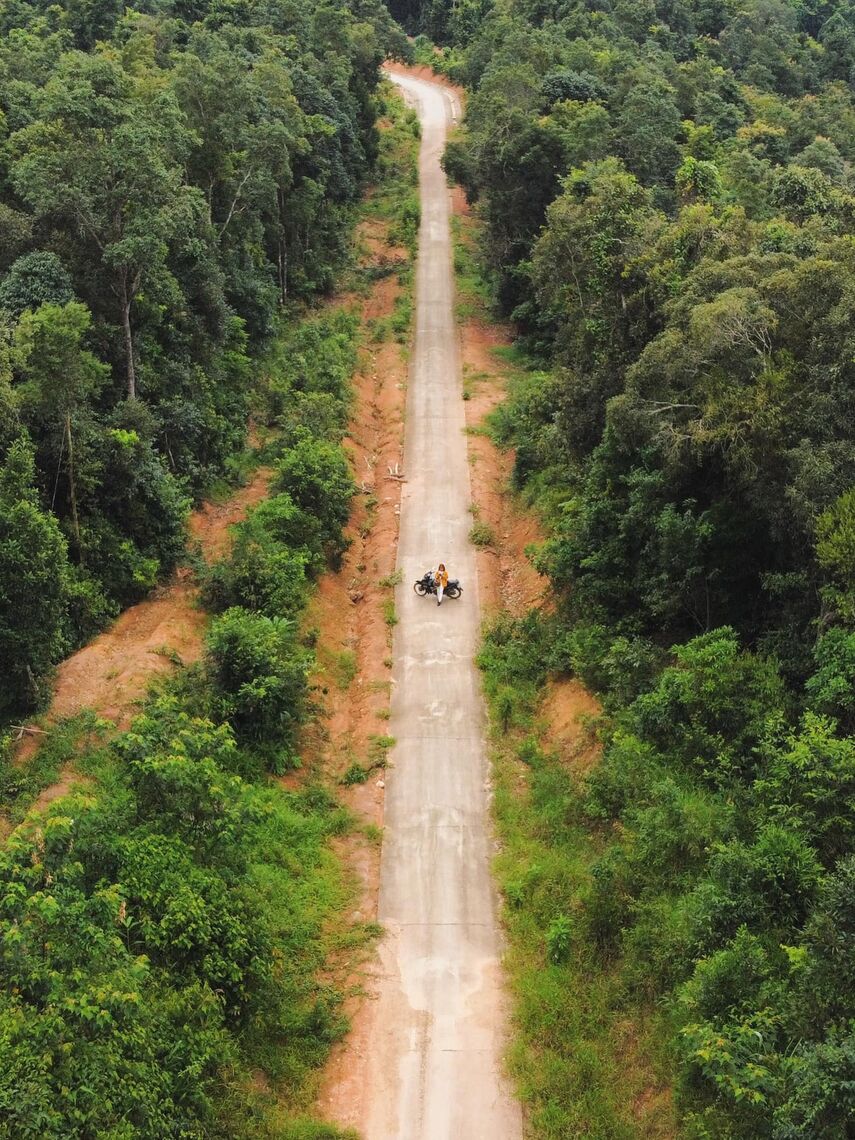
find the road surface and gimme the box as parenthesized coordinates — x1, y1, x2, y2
(358, 70, 523, 1139)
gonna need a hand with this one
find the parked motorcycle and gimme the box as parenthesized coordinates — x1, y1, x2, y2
(413, 571, 462, 599)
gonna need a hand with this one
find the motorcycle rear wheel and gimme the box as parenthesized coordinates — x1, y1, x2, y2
(446, 584, 462, 599)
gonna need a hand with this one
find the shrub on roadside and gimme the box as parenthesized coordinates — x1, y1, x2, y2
(202, 517, 311, 620)
(273, 432, 355, 568)
(205, 608, 310, 764)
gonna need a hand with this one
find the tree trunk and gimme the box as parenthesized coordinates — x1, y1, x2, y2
(65, 412, 82, 560)
(277, 189, 288, 305)
(278, 240, 288, 306)
(120, 280, 136, 399)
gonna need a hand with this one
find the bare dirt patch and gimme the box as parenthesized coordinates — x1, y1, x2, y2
(13, 467, 272, 768)
(461, 318, 547, 618)
(539, 678, 602, 775)
(309, 218, 408, 1125)
(29, 768, 91, 815)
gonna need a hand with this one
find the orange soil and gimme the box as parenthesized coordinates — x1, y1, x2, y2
(305, 217, 407, 794)
(14, 467, 272, 769)
(539, 678, 602, 775)
(461, 316, 547, 617)
(306, 215, 408, 1119)
(384, 59, 465, 104)
(315, 69, 605, 1124)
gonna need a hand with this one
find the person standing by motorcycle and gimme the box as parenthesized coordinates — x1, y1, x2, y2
(434, 562, 449, 606)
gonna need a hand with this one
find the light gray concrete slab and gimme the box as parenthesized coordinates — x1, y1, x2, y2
(357, 71, 523, 1139)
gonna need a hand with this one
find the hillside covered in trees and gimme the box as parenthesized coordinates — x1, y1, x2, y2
(0, 1, 417, 1135)
(0, 0, 403, 718)
(430, 0, 855, 1135)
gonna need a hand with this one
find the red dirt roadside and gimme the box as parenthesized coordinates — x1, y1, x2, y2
(14, 466, 272, 768)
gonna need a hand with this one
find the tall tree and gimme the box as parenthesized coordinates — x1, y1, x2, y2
(9, 53, 205, 398)
(0, 436, 71, 714)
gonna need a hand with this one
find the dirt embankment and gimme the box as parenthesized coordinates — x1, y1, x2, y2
(303, 215, 409, 1120)
(14, 468, 272, 773)
(302, 218, 407, 803)
(459, 292, 546, 615)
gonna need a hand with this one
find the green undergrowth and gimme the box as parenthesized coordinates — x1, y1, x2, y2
(358, 84, 420, 345)
(451, 213, 492, 323)
(411, 34, 466, 81)
(361, 84, 421, 261)
(0, 88, 424, 1137)
(478, 613, 675, 1138)
(0, 291, 365, 1140)
(481, 600, 855, 1137)
(0, 712, 105, 824)
(0, 688, 365, 1139)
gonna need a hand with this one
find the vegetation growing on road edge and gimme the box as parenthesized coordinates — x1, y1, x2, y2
(360, 86, 421, 347)
(441, 0, 855, 1131)
(478, 613, 672, 1137)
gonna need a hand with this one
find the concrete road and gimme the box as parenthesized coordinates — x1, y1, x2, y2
(359, 70, 523, 1139)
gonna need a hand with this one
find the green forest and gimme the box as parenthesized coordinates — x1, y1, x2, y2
(430, 0, 855, 1135)
(0, 0, 418, 1134)
(4, 0, 855, 1132)
(0, 0, 404, 717)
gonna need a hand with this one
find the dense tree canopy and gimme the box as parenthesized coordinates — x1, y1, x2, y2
(444, 0, 855, 1132)
(0, 0, 404, 715)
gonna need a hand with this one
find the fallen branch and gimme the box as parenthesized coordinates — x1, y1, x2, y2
(10, 724, 52, 742)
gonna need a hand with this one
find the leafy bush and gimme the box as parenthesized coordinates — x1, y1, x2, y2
(469, 519, 495, 546)
(251, 493, 330, 573)
(202, 518, 311, 620)
(806, 628, 855, 729)
(0, 439, 71, 714)
(755, 713, 855, 862)
(774, 1032, 855, 1139)
(0, 250, 74, 317)
(546, 913, 573, 963)
(0, 685, 355, 1136)
(273, 432, 355, 567)
(630, 628, 785, 786)
(205, 608, 310, 763)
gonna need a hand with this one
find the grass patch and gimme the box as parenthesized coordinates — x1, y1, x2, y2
(330, 648, 358, 691)
(478, 613, 675, 1137)
(382, 598, 398, 627)
(368, 734, 395, 763)
(341, 761, 372, 785)
(0, 711, 106, 822)
(469, 519, 496, 547)
(378, 568, 403, 588)
(452, 213, 493, 322)
(340, 736, 394, 786)
(361, 85, 421, 260)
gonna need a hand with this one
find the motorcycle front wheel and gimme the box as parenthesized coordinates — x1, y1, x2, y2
(413, 581, 428, 596)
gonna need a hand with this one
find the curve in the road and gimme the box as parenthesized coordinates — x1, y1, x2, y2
(358, 70, 523, 1140)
